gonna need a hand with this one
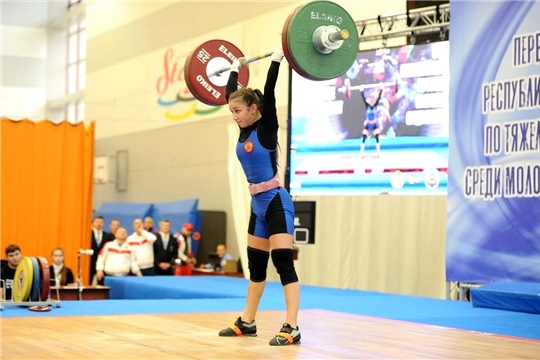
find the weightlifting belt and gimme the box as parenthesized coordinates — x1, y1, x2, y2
(249, 173, 282, 196)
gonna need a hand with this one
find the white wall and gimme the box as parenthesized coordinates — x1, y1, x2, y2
(1, 2, 73, 122)
(86, 1, 174, 40)
(289, 195, 447, 297)
(1, 25, 47, 58)
(45, 28, 68, 104)
(0, 25, 48, 119)
(88, 1, 449, 298)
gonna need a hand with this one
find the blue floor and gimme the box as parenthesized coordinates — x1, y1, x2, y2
(2, 277, 539, 341)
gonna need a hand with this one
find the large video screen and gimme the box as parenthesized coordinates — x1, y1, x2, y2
(287, 41, 449, 195)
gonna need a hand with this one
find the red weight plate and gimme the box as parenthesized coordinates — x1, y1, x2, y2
(28, 305, 52, 312)
(282, 6, 317, 80)
(281, 6, 296, 64)
(283, 7, 322, 81)
(37, 257, 50, 301)
(184, 44, 218, 106)
(184, 40, 249, 106)
(281, 6, 299, 57)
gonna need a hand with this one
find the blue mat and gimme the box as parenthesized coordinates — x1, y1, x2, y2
(96, 202, 153, 229)
(105, 276, 246, 300)
(150, 199, 199, 234)
(2, 277, 539, 341)
(472, 281, 540, 314)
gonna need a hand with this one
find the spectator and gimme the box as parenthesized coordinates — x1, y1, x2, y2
(176, 222, 197, 266)
(153, 220, 179, 276)
(49, 247, 75, 286)
(90, 215, 114, 285)
(109, 219, 120, 236)
(144, 216, 158, 234)
(127, 218, 157, 276)
(200, 244, 234, 270)
(96, 228, 142, 280)
(1, 244, 22, 301)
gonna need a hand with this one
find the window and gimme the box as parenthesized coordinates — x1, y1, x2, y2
(76, 102, 85, 121)
(66, 18, 86, 94)
(66, 103, 76, 123)
(65, 14, 86, 123)
(65, 101, 85, 124)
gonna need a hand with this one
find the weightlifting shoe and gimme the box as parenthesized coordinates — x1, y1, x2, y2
(218, 317, 257, 337)
(269, 323, 301, 346)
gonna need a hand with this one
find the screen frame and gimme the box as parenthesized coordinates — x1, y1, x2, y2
(285, 40, 449, 196)
(285, 66, 294, 194)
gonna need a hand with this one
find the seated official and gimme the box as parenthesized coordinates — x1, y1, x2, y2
(1, 244, 22, 301)
(96, 228, 143, 281)
(49, 247, 75, 286)
(199, 244, 234, 271)
(153, 220, 178, 276)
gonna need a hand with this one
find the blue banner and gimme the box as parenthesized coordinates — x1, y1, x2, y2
(447, 1, 540, 283)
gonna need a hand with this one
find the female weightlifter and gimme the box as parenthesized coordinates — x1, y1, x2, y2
(218, 48, 301, 346)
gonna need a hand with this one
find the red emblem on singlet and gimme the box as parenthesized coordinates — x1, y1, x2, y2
(244, 141, 254, 153)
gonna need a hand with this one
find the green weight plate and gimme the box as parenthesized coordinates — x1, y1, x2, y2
(284, 0, 359, 81)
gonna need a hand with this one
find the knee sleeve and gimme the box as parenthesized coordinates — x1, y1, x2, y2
(375, 134, 380, 143)
(247, 246, 269, 282)
(271, 248, 298, 286)
(362, 134, 367, 143)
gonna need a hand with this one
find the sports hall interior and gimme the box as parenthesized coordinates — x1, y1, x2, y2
(1, 1, 539, 359)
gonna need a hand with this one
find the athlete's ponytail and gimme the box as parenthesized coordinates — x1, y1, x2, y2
(229, 88, 263, 113)
(253, 89, 264, 113)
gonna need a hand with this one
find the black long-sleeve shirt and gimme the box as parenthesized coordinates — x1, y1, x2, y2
(226, 62, 281, 179)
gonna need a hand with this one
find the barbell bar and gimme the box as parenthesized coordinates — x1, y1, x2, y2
(183, 0, 360, 106)
(211, 26, 351, 78)
(208, 52, 274, 78)
(337, 80, 397, 94)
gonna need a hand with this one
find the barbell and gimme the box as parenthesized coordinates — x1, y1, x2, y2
(183, 0, 359, 106)
(337, 80, 398, 99)
(11, 256, 50, 302)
